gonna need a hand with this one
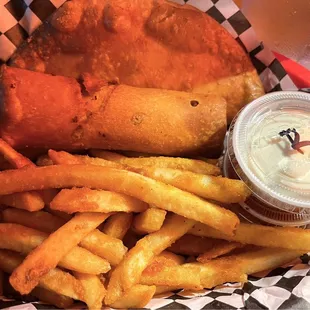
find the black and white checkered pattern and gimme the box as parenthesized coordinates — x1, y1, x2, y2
(0, 0, 298, 92)
(143, 257, 310, 310)
(182, 0, 297, 92)
(0, 0, 304, 309)
(0, 0, 66, 65)
(1, 258, 310, 310)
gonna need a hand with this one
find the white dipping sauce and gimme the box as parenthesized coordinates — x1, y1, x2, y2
(231, 91, 310, 212)
(248, 111, 310, 193)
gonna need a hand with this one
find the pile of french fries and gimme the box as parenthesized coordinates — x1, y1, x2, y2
(0, 139, 309, 309)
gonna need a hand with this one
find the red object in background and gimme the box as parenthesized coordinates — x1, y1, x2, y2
(274, 52, 310, 88)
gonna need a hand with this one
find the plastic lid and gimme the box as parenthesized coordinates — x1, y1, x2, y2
(233, 91, 310, 209)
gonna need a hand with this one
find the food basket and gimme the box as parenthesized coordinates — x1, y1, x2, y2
(0, 0, 309, 309)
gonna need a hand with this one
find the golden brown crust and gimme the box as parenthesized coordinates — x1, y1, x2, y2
(8, 0, 264, 119)
(0, 66, 227, 156)
(193, 70, 265, 122)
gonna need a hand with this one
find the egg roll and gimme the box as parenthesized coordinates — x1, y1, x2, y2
(0, 66, 226, 156)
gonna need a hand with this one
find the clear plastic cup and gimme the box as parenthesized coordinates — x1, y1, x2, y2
(222, 91, 310, 226)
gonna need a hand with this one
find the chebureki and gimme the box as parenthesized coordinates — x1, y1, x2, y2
(9, 0, 264, 122)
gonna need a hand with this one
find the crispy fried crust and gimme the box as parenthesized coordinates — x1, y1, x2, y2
(50, 188, 148, 214)
(190, 222, 310, 251)
(8, 0, 264, 121)
(0, 66, 227, 156)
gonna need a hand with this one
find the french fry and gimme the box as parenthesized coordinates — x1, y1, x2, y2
(135, 167, 250, 204)
(116, 156, 221, 176)
(0, 139, 34, 168)
(121, 151, 155, 158)
(80, 229, 128, 266)
(90, 150, 220, 175)
(36, 155, 54, 167)
(233, 247, 303, 275)
(2, 208, 66, 233)
(50, 188, 148, 214)
(141, 264, 201, 289)
(0, 223, 110, 275)
(31, 287, 74, 309)
(168, 235, 216, 256)
(49, 150, 124, 169)
(0, 139, 47, 211)
(89, 149, 127, 161)
(146, 250, 253, 290)
(195, 157, 219, 166)
(142, 251, 186, 289)
(198, 263, 248, 289)
(206, 159, 218, 165)
(108, 284, 156, 309)
(133, 207, 167, 234)
(152, 261, 245, 290)
(0, 165, 239, 234)
(105, 214, 195, 305)
(40, 270, 84, 302)
(48, 150, 83, 165)
(197, 242, 244, 263)
(10, 212, 112, 294)
(0, 192, 44, 211)
(190, 222, 310, 251)
(2, 208, 127, 266)
(149, 248, 284, 290)
(0, 250, 85, 301)
(166, 248, 302, 290)
(73, 272, 106, 310)
(102, 213, 133, 240)
(120, 152, 219, 166)
(196, 247, 303, 288)
(148, 251, 185, 267)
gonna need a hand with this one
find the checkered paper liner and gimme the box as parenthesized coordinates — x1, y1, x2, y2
(0, 0, 298, 92)
(0, 0, 305, 309)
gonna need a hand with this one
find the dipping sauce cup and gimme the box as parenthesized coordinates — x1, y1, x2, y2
(223, 91, 310, 226)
